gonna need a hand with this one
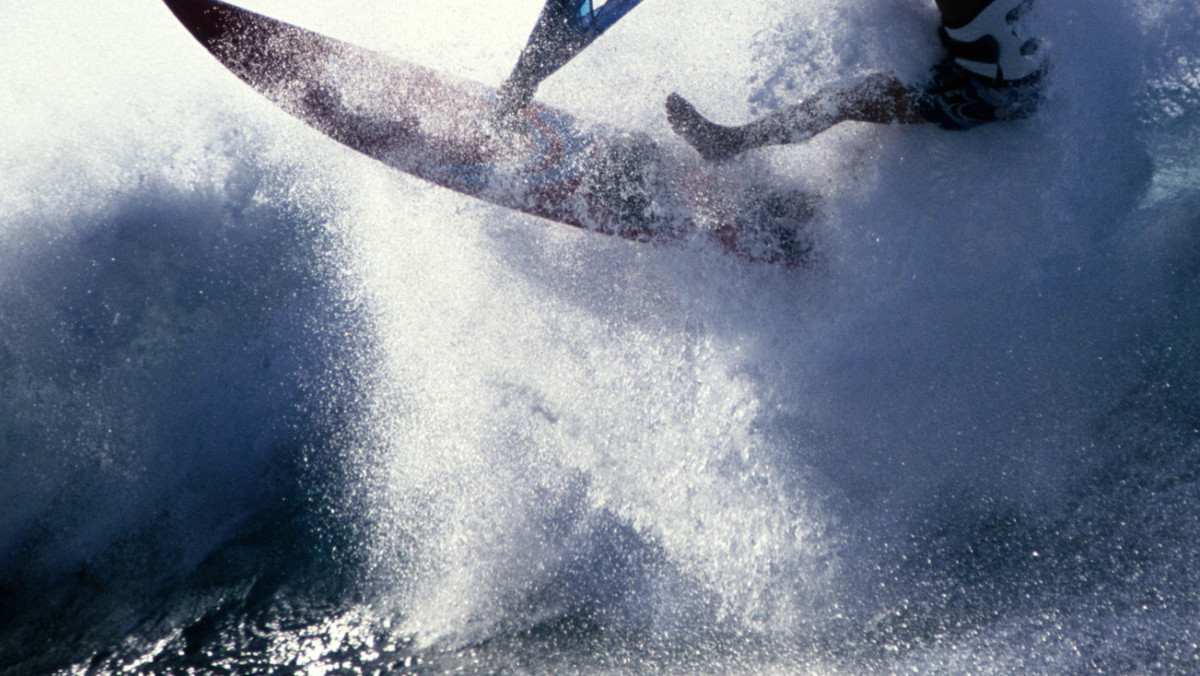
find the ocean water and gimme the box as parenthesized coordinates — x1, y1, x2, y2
(3, 0, 1200, 674)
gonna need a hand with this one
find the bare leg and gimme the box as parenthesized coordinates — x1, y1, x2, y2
(494, 0, 580, 126)
(667, 73, 925, 161)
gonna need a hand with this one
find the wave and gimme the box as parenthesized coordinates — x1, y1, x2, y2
(2, 0, 1200, 673)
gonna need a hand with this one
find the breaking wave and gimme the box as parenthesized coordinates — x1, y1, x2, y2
(2, 0, 1200, 673)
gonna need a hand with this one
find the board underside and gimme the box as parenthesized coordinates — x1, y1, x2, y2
(162, 0, 815, 265)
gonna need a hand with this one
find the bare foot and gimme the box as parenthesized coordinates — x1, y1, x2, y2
(665, 93, 745, 162)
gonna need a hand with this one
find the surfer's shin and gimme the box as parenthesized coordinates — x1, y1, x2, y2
(739, 74, 921, 150)
(738, 102, 828, 150)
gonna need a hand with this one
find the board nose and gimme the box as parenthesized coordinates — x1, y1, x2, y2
(161, 0, 239, 46)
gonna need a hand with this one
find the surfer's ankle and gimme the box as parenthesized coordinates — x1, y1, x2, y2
(496, 77, 534, 117)
(487, 107, 531, 138)
(665, 93, 744, 162)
